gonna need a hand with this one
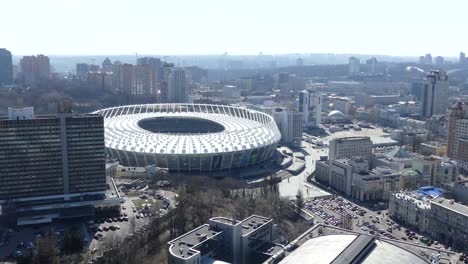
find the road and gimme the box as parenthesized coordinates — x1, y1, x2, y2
(277, 141, 330, 200)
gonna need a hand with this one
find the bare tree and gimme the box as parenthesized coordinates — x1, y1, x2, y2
(295, 190, 305, 217)
(129, 215, 137, 234)
(32, 235, 59, 264)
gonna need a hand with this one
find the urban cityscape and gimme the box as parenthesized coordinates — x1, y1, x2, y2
(1, 1, 468, 264)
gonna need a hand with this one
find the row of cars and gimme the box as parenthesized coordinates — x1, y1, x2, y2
(304, 197, 365, 226)
(304, 201, 341, 226)
(358, 221, 398, 240)
(93, 225, 121, 241)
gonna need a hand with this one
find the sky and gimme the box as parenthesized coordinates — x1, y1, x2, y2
(1, 0, 467, 56)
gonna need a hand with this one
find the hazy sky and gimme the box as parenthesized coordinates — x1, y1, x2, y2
(2, 0, 467, 56)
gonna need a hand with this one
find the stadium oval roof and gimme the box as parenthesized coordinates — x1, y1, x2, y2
(94, 104, 281, 155)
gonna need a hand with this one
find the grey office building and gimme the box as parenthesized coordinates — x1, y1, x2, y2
(0, 106, 106, 200)
(0, 48, 13, 85)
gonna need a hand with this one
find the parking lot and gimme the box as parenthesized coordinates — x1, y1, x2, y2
(303, 195, 462, 262)
(87, 189, 177, 254)
(0, 187, 177, 261)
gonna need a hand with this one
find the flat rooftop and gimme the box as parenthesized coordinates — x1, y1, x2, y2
(431, 197, 468, 218)
(239, 215, 272, 236)
(0, 113, 99, 121)
(210, 217, 240, 225)
(324, 127, 398, 147)
(169, 224, 221, 259)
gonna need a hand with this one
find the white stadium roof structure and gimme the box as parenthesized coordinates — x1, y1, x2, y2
(94, 104, 281, 172)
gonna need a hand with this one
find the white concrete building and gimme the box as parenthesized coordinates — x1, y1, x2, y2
(168, 68, 189, 103)
(316, 158, 400, 201)
(332, 97, 352, 115)
(167, 215, 282, 264)
(328, 136, 372, 161)
(273, 108, 303, 147)
(388, 192, 431, 232)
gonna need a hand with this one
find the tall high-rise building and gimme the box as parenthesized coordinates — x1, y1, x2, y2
(0, 105, 106, 200)
(424, 54, 433, 65)
(134, 64, 155, 96)
(418, 56, 425, 64)
(328, 136, 373, 161)
(137, 57, 160, 92)
(447, 102, 468, 170)
(366, 57, 378, 74)
(273, 108, 303, 147)
(348, 57, 360, 75)
(87, 71, 113, 91)
(298, 90, 322, 128)
(119, 63, 135, 94)
(168, 67, 188, 103)
(418, 56, 424, 64)
(159, 62, 175, 102)
(0, 48, 13, 85)
(421, 70, 448, 117)
(19, 55, 50, 85)
(76, 63, 89, 79)
(435, 56, 445, 66)
(101, 57, 113, 72)
(0, 104, 118, 225)
(296, 57, 304, 66)
(460, 52, 466, 65)
(111, 61, 122, 91)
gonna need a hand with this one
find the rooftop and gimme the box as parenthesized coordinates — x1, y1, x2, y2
(239, 215, 272, 236)
(431, 197, 468, 218)
(417, 186, 443, 198)
(384, 147, 414, 159)
(168, 224, 222, 259)
(96, 104, 281, 155)
(279, 233, 428, 264)
(324, 127, 398, 147)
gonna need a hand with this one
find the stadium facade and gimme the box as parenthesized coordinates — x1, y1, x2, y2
(94, 104, 281, 172)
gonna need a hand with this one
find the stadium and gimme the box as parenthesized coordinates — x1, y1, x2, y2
(94, 104, 281, 172)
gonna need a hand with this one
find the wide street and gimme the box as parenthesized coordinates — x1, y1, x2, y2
(277, 140, 330, 200)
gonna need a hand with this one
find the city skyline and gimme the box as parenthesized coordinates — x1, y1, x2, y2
(2, 0, 468, 56)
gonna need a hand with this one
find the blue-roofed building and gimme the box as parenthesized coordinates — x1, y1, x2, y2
(417, 186, 444, 198)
